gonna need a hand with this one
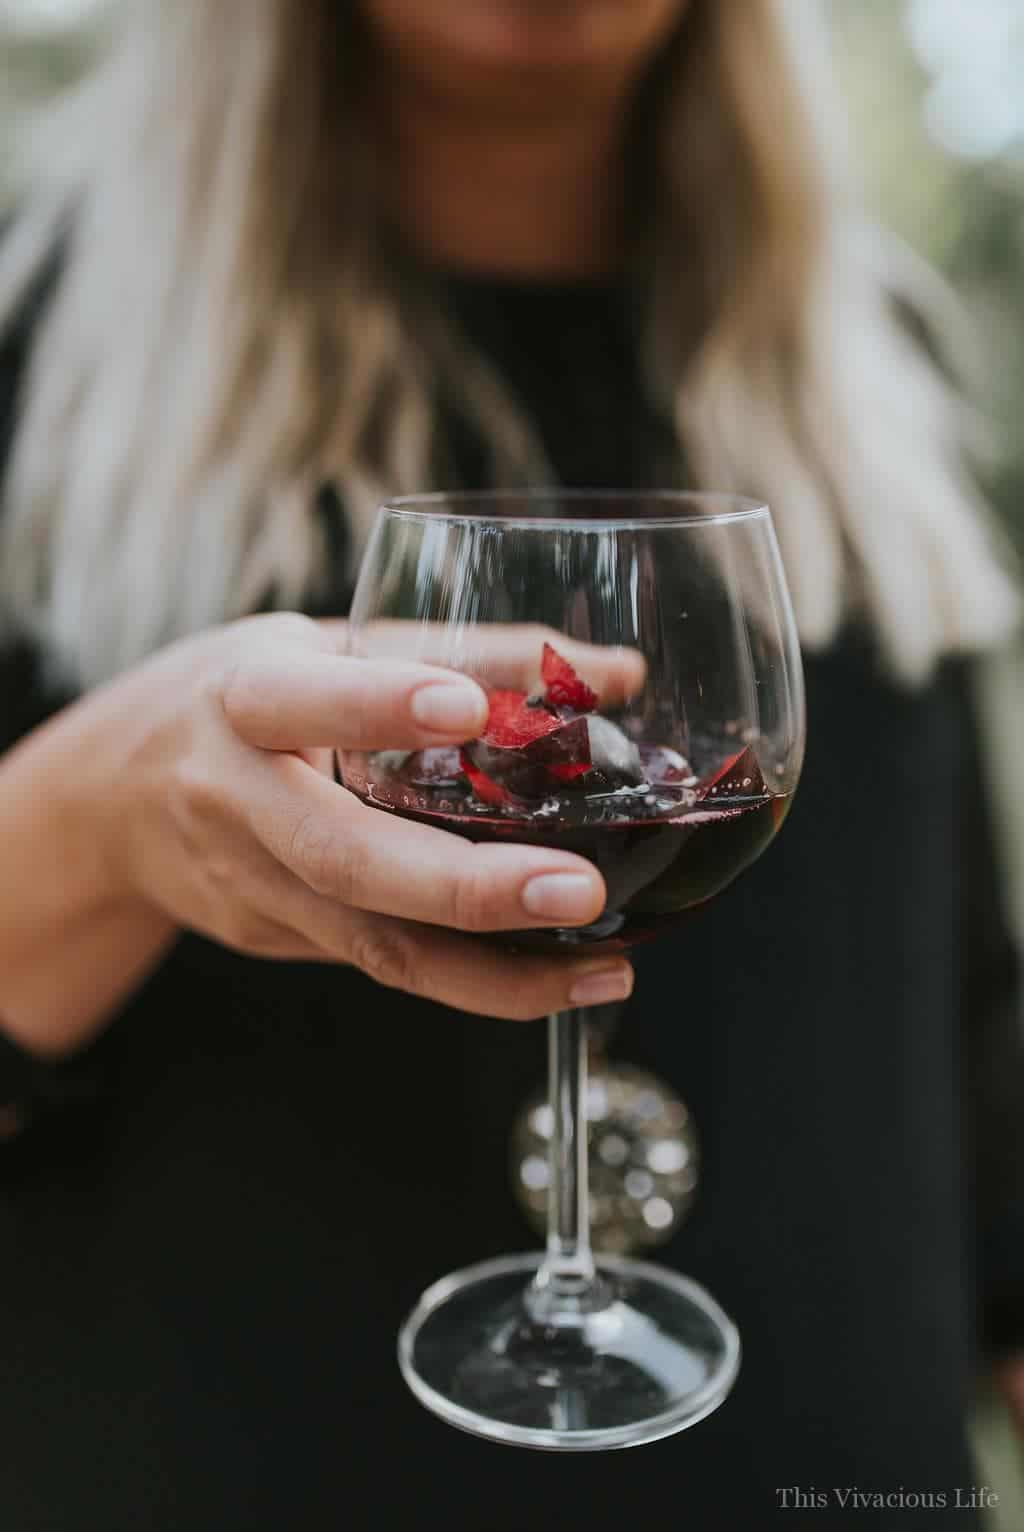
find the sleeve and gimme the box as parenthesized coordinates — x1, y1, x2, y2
(0, 1026, 109, 1143)
(961, 666, 1024, 1357)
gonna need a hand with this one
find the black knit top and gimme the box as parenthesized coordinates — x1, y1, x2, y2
(0, 262, 1021, 1531)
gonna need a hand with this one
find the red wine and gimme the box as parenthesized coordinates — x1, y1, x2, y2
(348, 744, 791, 950)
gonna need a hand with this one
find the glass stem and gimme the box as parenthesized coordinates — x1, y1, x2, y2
(533, 1011, 596, 1299)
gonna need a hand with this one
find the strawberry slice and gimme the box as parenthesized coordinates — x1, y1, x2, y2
(541, 643, 598, 711)
(482, 689, 564, 750)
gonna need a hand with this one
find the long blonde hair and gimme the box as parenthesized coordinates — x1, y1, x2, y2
(0, 0, 1017, 688)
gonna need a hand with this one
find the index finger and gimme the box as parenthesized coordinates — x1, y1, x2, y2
(327, 621, 646, 705)
(222, 648, 489, 752)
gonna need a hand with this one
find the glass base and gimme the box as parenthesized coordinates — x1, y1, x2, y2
(398, 1251, 740, 1451)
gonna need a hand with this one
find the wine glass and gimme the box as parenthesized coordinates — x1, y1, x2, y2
(339, 490, 805, 1451)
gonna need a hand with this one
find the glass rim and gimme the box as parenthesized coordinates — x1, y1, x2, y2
(379, 489, 770, 531)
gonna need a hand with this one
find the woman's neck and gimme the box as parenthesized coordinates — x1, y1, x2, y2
(379, 96, 628, 280)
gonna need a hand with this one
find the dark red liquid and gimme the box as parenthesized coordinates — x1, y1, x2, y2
(349, 745, 791, 951)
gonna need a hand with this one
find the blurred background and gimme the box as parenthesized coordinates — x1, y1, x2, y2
(4, 0, 1024, 550)
(1, 0, 1023, 1519)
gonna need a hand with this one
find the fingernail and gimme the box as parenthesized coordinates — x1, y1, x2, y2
(521, 872, 600, 923)
(568, 964, 634, 1007)
(410, 680, 486, 735)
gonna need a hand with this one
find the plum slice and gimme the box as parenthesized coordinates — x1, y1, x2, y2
(461, 714, 592, 805)
(460, 711, 648, 806)
(697, 746, 768, 801)
(458, 643, 652, 806)
(459, 644, 623, 805)
(460, 752, 517, 808)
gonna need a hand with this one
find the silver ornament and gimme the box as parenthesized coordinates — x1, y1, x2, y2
(511, 1061, 698, 1254)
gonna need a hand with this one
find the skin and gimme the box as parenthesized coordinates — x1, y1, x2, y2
(360, 0, 687, 103)
(0, 0, 684, 1058)
(361, 0, 688, 275)
(0, 617, 643, 1054)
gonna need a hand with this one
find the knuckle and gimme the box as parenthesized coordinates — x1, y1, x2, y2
(218, 904, 278, 954)
(173, 756, 228, 829)
(348, 928, 414, 992)
(189, 663, 227, 721)
(287, 812, 346, 897)
(449, 860, 498, 933)
(228, 611, 321, 646)
(218, 657, 261, 730)
(264, 611, 321, 642)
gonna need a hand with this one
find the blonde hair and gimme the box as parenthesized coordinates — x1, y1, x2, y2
(0, 0, 1017, 688)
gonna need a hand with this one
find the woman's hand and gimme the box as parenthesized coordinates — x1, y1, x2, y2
(72, 613, 636, 1024)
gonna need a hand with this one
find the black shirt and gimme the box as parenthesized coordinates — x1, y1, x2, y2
(0, 266, 1021, 1530)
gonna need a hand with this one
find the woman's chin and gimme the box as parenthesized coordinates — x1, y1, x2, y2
(448, 0, 683, 76)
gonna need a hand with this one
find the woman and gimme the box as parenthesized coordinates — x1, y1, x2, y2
(0, 1, 1021, 1526)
